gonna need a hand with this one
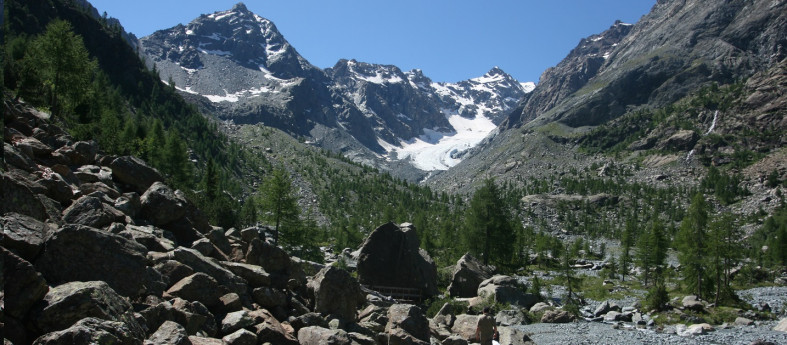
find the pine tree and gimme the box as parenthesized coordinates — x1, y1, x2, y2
(637, 221, 668, 287)
(708, 213, 742, 305)
(676, 192, 711, 299)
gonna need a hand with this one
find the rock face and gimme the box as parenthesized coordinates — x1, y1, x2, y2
(307, 266, 363, 320)
(447, 253, 495, 298)
(356, 222, 438, 298)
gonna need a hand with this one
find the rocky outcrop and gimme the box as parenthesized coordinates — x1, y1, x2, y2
(356, 222, 438, 298)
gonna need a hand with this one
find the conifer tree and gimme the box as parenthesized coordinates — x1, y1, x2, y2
(676, 192, 711, 298)
(259, 167, 300, 246)
(464, 178, 516, 267)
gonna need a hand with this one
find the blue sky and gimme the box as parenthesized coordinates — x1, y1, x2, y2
(89, 0, 655, 83)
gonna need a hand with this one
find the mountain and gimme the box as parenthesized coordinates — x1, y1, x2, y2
(138, 3, 531, 178)
(430, 0, 787, 192)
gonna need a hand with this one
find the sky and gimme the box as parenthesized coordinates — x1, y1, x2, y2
(89, 0, 655, 84)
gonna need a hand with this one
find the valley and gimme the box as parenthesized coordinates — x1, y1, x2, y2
(3, 0, 787, 344)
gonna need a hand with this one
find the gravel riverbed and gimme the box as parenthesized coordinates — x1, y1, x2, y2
(516, 320, 787, 345)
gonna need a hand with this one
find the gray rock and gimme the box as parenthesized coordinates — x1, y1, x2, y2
(34, 224, 155, 297)
(251, 286, 287, 309)
(146, 321, 190, 345)
(477, 275, 539, 309)
(221, 328, 257, 345)
(1, 212, 53, 261)
(170, 248, 248, 298)
(221, 310, 256, 335)
(2, 171, 49, 220)
(31, 281, 144, 339)
(450, 314, 479, 340)
(2, 247, 49, 319)
(356, 222, 438, 298)
(529, 302, 552, 314)
(61, 195, 124, 228)
(297, 326, 351, 345)
(252, 308, 299, 345)
(139, 299, 217, 337)
(307, 266, 363, 321)
(735, 317, 754, 326)
(498, 326, 535, 345)
(385, 304, 430, 342)
(496, 309, 528, 326)
(191, 238, 215, 256)
(447, 253, 495, 298)
(540, 310, 575, 323)
(154, 260, 195, 288)
(220, 261, 272, 288)
(165, 273, 227, 308)
(5, 142, 37, 171)
(32, 317, 139, 345)
(681, 295, 705, 312)
(140, 182, 187, 226)
(109, 156, 163, 193)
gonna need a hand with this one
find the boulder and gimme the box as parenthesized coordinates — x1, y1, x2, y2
(109, 156, 163, 193)
(2, 171, 49, 220)
(679, 323, 714, 336)
(297, 326, 351, 345)
(431, 302, 456, 329)
(356, 222, 438, 298)
(681, 295, 705, 312)
(114, 192, 141, 217)
(170, 248, 248, 298)
(140, 182, 187, 226)
(5, 142, 38, 171)
(594, 300, 620, 317)
(222, 329, 257, 345)
(477, 275, 538, 309)
(1, 212, 53, 261)
(529, 302, 552, 314)
(450, 314, 479, 341)
(245, 238, 292, 287)
(119, 224, 176, 252)
(154, 260, 195, 288)
(251, 309, 298, 345)
(165, 273, 227, 308)
(139, 299, 217, 337)
(221, 310, 256, 335)
(35, 169, 76, 204)
(735, 317, 754, 326)
(15, 137, 52, 156)
(77, 181, 121, 200)
(220, 262, 272, 288)
(290, 312, 329, 332)
(191, 238, 215, 256)
(497, 327, 535, 345)
(307, 266, 363, 321)
(252, 286, 288, 309)
(496, 309, 527, 326)
(74, 165, 114, 184)
(187, 336, 223, 345)
(540, 310, 575, 323)
(385, 304, 429, 342)
(61, 195, 124, 228)
(31, 281, 145, 339)
(447, 253, 495, 298)
(32, 317, 140, 345)
(146, 321, 191, 345)
(387, 327, 430, 345)
(207, 227, 233, 255)
(2, 247, 49, 319)
(773, 318, 787, 332)
(34, 224, 157, 297)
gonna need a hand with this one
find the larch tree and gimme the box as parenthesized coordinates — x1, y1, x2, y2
(463, 178, 516, 267)
(676, 192, 711, 299)
(259, 167, 300, 246)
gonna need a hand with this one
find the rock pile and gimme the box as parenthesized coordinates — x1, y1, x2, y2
(2, 98, 536, 345)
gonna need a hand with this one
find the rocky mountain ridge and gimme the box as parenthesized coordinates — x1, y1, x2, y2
(138, 3, 531, 177)
(430, 0, 787, 193)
